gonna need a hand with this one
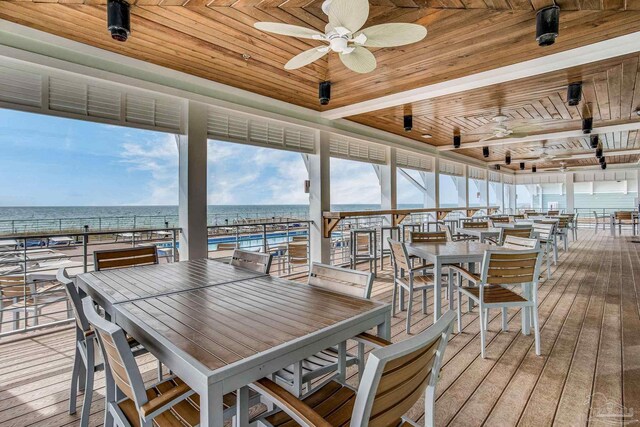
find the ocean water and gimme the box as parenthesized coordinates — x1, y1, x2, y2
(0, 204, 424, 234)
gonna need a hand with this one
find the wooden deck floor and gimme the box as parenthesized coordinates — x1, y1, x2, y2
(1, 229, 639, 426)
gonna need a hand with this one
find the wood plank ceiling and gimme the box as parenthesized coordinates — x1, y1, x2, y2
(1, 0, 640, 169)
(349, 53, 640, 169)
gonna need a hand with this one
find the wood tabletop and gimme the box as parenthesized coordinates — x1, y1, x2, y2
(406, 241, 506, 263)
(76, 258, 267, 312)
(113, 275, 384, 372)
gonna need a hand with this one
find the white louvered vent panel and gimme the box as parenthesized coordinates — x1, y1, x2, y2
(228, 116, 249, 141)
(0, 65, 42, 108)
(503, 174, 514, 185)
(330, 139, 349, 157)
(249, 120, 269, 144)
(329, 135, 386, 164)
(469, 167, 486, 180)
(396, 150, 433, 172)
(49, 77, 87, 115)
(125, 94, 155, 126)
(154, 100, 182, 131)
(267, 124, 285, 147)
(488, 171, 501, 183)
(284, 128, 315, 153)
(439, 159, 464, 177)
(87, 86, 121, 120)
(208, 112, 230, 138)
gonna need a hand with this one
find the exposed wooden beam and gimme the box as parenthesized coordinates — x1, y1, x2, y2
(438, 120, 640, 151)
(487, 149, 640, 165)
(320, 31, 640, 120)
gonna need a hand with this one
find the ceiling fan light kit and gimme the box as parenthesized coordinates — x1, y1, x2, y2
(254, 0, 427, 74)
(567, 82, 582, 106)
(536, 5, 560, 47)
(404, 115, 413, 132)
(107, 0, 130, 42)
(319, 81, 331, 105)
(582, 117, 593, 134)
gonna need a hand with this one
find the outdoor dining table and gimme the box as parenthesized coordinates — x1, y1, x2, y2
(76, 258, 391, 427)
(458, 227, 501, 243)
(493, 222, 534, 229)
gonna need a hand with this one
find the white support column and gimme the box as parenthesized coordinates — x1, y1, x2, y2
(434, 158, 441, 208)
(421, 171, 437, 208)
(178, 101, 209, 261)
(457, 166, 468, 208)
(509, 182, 517, 212)
(500, 177, 506, 213)
(380, 147, 397, 214)
(566, 172, 575, 213)
(309, 131, 331, 264)
(636, 169, 640, 208)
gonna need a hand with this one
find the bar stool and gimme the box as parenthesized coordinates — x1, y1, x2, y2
(378, 225, 399, 270)
(399, 223, 421, 242)
(350, 229, 377, 277)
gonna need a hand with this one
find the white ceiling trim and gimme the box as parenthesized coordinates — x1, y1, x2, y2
(487, 148, 640, 165)
(320, 31, 640, 120)
(439, 121, 640, 151)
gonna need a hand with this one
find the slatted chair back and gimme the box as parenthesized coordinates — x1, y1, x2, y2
(0, 276, 29, 299)
(351, 310, 455, 427)
(409, 231, 447, 243)
(308, 263, 374, 299)
(56, 268, 90, 334)
(498, 227, 533, 244)
(81, 297, 148, 407)
(547, 210, 560, 216)
(291, 236, 308, 242)
(462, 221, 489, 229)
(288, 243, 308, 264)
(216, 243, 238, 251)
(481, 249, 542, 286)
(557, 216, 571, 229)
(502, 236, 539, 251)
(355, 233, 371, 253)
(230, 249, 272, 274)
(615, 211, 634, 221)
(511, 214, 525, 220)
(490, 216, 510, 225)
(387, 239, 411, 272)
(94, 247, 158, 271)
(533, 222, 556, 241)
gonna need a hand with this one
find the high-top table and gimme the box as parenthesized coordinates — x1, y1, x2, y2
(76, 260, 391, 427)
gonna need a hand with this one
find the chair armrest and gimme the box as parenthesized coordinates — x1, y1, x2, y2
(452, 234, 477, 242)
(447, 265, 480, 283)
(354, 332, 392, 349)
(140, 382, 193, 417)
(251, 378, 332, 427)
(484, 237, 499, 245)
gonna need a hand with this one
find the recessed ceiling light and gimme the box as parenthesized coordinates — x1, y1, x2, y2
(242, 53, 251, 60)
(421, 133, 432, 139)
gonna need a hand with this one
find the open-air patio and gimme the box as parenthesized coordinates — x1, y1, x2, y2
(1, 1, 640, 426)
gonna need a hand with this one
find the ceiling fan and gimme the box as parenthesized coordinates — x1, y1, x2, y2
(478, 115, 530, 142)
(253, 0, 428, 74)
(511, 142, 573, 163)
(542, 161, 573, 172)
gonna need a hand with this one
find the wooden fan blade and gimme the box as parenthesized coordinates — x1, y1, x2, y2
(328, 0, 370, 34)
(254, 22, 325, 40)
(354, 23, 427, 47)
(285, 47, 329, 70)
(339, 46, 376, 73)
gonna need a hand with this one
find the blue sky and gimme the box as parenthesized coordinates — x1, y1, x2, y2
(0, 109, 433, 206)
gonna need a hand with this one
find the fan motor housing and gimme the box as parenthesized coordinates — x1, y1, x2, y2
(107, 0, 130, 42)
(536, 5, 560, 47)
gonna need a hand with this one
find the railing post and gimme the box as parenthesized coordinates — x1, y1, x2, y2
(172, 229, 178, 262)
(262, 224, 268, 253)
(83, 225, 89, 273)
(22, 237, 28, 333)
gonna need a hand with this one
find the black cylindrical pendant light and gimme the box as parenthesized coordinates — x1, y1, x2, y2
(567, 82, 582, 106)
(536, 5, 560, 47)
(495, 164, 501, 170)
(505, 153, 512, 165)
(596, 146, 603, 158)
(601, 162, 607, 170)
(532, 165, 537, 173)
(319, 81, 331, 105)
(599, 156, 606, 164)
(482, 146, 490, 158)
(107, 0, 131, 42)
(590, 134, 599, 149)
(404, 115, 413, 132)
(520, 162, 525, 170)
(453, 135, 461, 148)
(582, 117, 593, 134)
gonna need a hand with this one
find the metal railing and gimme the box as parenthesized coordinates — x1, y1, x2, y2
(207, 219, 313, 277)
(0, 226, 180, 338)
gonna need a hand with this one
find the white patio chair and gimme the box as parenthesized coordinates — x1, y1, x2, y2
(450, 248, 543, 358)
(81, 297, 260, 427)
(250, 310, 456, 427)
(272, 263, 373, 396)
(230, 249, 273, 274)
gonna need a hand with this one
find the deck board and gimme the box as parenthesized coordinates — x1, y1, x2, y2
(1, 229, 638, 427)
